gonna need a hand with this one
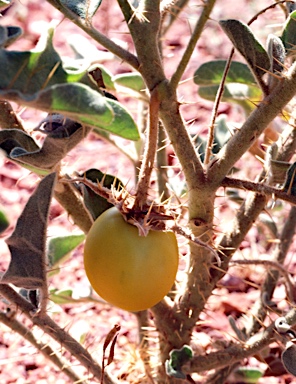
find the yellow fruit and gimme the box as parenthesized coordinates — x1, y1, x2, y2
(83, 207, 179, 311)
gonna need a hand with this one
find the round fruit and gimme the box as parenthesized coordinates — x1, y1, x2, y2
(83, 206, 179, 311)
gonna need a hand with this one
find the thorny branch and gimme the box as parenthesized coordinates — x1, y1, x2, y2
(0, 284, 119, 384)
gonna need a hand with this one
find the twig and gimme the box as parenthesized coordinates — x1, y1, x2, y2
(204, 49, 234, 165)
(230, 258, 295, 303)
(0, 311, 85, 383)
(45, 0, 139, 70)
(134, 310, 155, 384)
(161, 0, 190, 35)
(171, 224, 221, 266)
(0, 284, 119, 384)
(133, 86, 160, 209)
(169, 0, 216, 90)
(221, 176, 296, 205)
(156, 123, 170, 201)
(244, 205, 296, 336)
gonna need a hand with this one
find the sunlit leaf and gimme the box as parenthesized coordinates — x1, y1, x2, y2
(194, 60, 257, 86)
(113, 72, 146, 93)
(198, 83, 261, 114)
(232, 366, 263, 383)
(95, 98, 140, 141)
(47, 234, 85, 268)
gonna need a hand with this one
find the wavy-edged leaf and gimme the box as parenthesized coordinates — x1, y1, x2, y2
(0, 129, 39, 156)
(1, 82, 113, 125)
(0, 25, 94, 95)
(282, 10, 296, 56)
(194, 60, 257, 86)
(2, 173, 56, 289)
(219, 20, 271, 82)
(7, 121, 90, 172)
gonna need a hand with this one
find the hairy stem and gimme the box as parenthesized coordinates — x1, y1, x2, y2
(54, 177, 93, 234)
(0, 311, 83, 382)
(133, 87, 160, 209)
(221, 176, 296, 205)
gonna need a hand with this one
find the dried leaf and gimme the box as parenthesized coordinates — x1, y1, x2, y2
(101, 324, 120, 384)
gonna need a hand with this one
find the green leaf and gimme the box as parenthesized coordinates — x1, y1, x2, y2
(281, 10, 296, 56)
(198, 83, 261, 114)
(165, 345, 193, 379)
(113, 72, 146, 93)
(2, 83, 113, 126)
(232, 366, 263, 383)
(0, 24, 139, 141)
(49, 288, 77, 304)
(0, 25, 89, 95)
(219, 20, 271, 81)
(47, 234, 85, 268)
(0, 207, 9, 234)
(194, 60, 257, 86)
(49, 286, 96, 304)
(60, 0, 102, 20)
(2, 173, 56, 289)
(96, 98, 140, 141)
(76, 169, 123, 220)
